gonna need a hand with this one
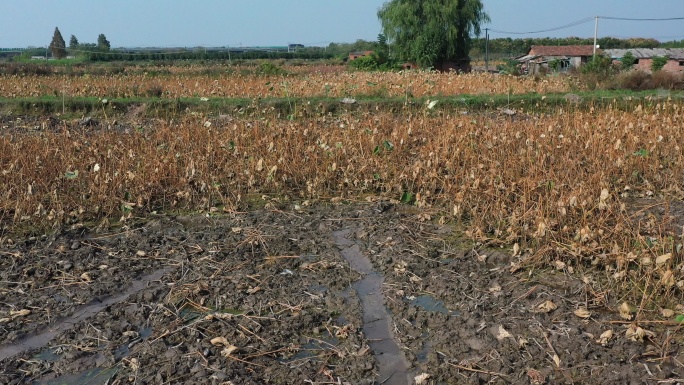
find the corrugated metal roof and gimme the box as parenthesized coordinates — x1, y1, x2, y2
(515, 54, 539, 62)
(604, 48, 684, 60)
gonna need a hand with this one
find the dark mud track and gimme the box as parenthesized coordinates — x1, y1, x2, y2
(0, 202, 681, 384)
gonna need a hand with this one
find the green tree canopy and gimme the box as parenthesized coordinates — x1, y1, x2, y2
(651, 56, 668, 72)
(377, 0, 489, 68)
(69, 35, 79, 49)
(620, 51, 636, 70)
(97, 34, 111, 51)
(50, 27, 67, 59)
(376, 33, 389, 62)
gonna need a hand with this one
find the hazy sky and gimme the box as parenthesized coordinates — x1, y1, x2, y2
(1, 0, 683, 48)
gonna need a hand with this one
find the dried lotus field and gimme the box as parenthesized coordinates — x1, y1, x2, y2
(0, 65, 576, 99)
(1, 64, 684, 385)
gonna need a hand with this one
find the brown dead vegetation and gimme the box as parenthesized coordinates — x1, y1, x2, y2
(0, 70, 575, 99)
(1, 102, 683, 301)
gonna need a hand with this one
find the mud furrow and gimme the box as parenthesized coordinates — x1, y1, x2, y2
(333, 228, 411, 385)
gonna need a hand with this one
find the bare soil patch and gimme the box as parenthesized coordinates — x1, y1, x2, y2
(1, 202, 681, 384)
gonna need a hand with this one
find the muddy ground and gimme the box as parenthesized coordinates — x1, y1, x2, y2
(0, 199, 682, 385)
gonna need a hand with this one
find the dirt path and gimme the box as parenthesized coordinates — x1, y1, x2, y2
(0, 202, 681, 384)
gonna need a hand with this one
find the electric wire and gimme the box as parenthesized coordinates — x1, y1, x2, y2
(488, 17, 594, 35)
(25, 14, 684, 53)
(599, 16, 684, 21)
(489, 15, 684, 36)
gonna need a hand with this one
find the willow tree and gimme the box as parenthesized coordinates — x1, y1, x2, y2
(377, 0, 489, 68)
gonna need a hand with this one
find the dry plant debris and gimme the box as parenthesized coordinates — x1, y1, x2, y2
(0, 67, 683, 384)
(0, 69, 574, 99)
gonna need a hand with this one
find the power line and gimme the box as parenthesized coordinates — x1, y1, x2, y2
(488, 17, 594, 35)
(599, 16, 684, 21)
(488, 15, 684, 36)
(609, 34, 684, 40)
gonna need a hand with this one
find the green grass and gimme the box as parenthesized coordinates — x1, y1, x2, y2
(1, 89, 681, 117)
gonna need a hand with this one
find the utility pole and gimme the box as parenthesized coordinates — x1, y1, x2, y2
(485, 28, 490, 73)
(593, 16, 599, 58)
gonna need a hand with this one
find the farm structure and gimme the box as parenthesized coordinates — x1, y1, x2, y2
(516, 45, 597, 75)
(348, 50, 374, 61)
(604, 48, 684, 73)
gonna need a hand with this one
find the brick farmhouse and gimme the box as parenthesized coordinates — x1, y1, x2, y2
(604, 48, 684, 73)
(516, 45, 597, 75)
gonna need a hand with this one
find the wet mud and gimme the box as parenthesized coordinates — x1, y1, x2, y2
(0, 267, 172, 362)
(334, 229, 410, 385)
(0, 202, 681, 384)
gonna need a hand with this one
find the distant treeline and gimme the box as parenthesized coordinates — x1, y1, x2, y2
(11, 36, 684, 63)
(16, 47, 336, 62)
(660, 39, 684, 48)
(84, 50, 335, 62)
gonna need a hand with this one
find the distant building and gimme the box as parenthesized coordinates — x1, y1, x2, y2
(401, 62, 418, 70)
(348, 50, 374, 61)
(604, 48, 684, 73)
(400, 59, 470, 72)
(433, 59, 471, 73)
(517, 45, 597, 75)
(288, 43, 304, 52)
(30, 55, 75, 60)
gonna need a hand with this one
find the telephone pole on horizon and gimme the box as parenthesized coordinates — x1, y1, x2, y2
(593, 16, 599, 58)
(484, 28, 489, 72)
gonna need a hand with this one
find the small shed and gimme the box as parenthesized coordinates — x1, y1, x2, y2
(604, 48, 684, 73)
(400, 59, 471, 72)
(517, 45, 597, 75)
(348, 50, 374, 61)
(433, 59, 471, 73)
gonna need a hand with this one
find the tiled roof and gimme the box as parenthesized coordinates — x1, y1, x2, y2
(528, 45, 597, 57)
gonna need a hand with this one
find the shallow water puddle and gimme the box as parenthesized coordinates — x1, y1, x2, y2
(114, 325, 153, 359)
(279, 331, 340, 363)
(0, 266, 173, 362)
(333, 229, 410, 385)
(416, 335, 431, 363)
(33, 347, 61, 363)
(408, 295, 460, 316)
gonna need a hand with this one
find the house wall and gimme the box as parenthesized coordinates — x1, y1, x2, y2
(524, 56, 586, 75)
(348, 51, 373, 61)
(664, 59, 684, 73)
(570, 57, 583, 68)
(634, 58, 684, 73)
(434, 60, 471, 73)
(635, 58, 653, 72)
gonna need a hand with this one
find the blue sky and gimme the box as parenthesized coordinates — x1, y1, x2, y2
(1, 0, 683, 48)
